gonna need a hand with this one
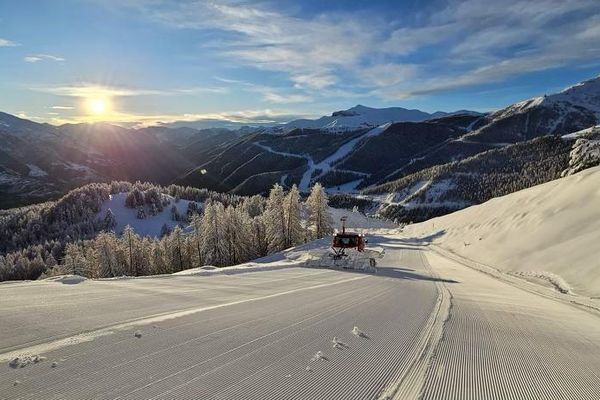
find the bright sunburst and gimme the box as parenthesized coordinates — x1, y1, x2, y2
(86, 98, 109, 116)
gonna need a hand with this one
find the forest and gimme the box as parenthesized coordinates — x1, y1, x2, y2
(0, 182, 332, 281)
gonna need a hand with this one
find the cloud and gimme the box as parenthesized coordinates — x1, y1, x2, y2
(49, 105, 75, 110)
(31, 83, 168, 97)
(33, 83, 230, 99)
(133, 1, 378, 91)
(0, 38, 19, 47)
(46, 107, 311, 128)
(24, 54, 65, 63)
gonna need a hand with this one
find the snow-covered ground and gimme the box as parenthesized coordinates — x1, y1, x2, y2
(283, 105, 432, 133)
(97, 192, 197, 237)
(257, 122, 392, 192)
(298, 123, 391, 191)
(404, 164, 600, 298)
(3, 170, 600, 399)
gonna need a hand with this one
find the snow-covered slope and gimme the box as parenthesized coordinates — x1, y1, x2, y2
(404, 165, 600, 297)
(283, 105, 454, 133)
(468, 75, 600, 142)
(97, 192, 198, 237)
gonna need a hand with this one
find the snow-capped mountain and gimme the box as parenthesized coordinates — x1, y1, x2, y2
(468, 75, 600, 143)
(279, 105, 477, 133)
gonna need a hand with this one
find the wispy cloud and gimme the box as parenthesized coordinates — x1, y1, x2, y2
(47, 107, 311, 128)
(31, 83, 169, 97)
(125, 0, 600, 100)
(49, 105, 75, 110)
(24, 54, 65, 63)
(0, 38, 19, 47)
(32, 83, 230, 98)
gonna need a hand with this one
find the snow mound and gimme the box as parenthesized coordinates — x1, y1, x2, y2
(352, 326, 368, 338)
(8, 354, 46, 369)
(404, 165, 600, 297)
(43, 275, 87, 284)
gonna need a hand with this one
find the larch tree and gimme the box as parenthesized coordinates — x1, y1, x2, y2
(264, 184, 287, 252)
(283, 184, 304, 247)
(306, 183, 333, 239)
(200, 201, 228, 266)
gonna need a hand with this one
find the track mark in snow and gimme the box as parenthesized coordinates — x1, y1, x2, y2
(376, 251, 452, 400)
(0, 275, 367, 363)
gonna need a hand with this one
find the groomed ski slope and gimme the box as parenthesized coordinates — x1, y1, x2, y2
(2, 238, 599, 398)
(256, 123, 391, 191)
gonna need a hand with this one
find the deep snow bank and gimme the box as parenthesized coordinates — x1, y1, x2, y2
(404, 165, 600, 297)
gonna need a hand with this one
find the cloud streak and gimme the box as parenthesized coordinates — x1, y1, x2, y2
(0, 38, 19, 47)
(127, 0, 600, 100)
(24, 54, 65, 63)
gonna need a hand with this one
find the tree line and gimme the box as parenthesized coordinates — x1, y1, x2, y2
(0, 183, 333, 281)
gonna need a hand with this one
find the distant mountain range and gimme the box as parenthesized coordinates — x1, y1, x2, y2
(275, 105, 482, 133)
(1, 74, 600, 209)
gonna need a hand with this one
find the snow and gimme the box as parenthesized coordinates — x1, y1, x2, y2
(257, 123, 391, 192)
(26, 164, 48, 177)
(562, 125, 600, 139)
(97, 192, 198, 237)
(284, 105, 431, 133)
(299, 123, 391, 191)
(329, 207, 397, 230)
(404, 165, 600, 297)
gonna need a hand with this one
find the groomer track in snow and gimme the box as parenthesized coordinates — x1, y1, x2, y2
(1, 234, 599, 399)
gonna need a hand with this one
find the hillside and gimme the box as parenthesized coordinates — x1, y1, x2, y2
(466, 75, 600, 143)
(403, 164, 600, 298)
(367, 136, 573, 223)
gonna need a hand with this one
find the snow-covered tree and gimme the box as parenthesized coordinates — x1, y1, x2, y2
(200, 201, 228, 266)
(306, 183, 333, 239)
(121, 225, 142, 276)
(250, 215, 269, 258)
(223, 205, 252, 265)
(264, 184, 287, 252)
(165, 226, 186, 272)
(283, 184, 304, 247)
(160, 223, 172, 237)
(136, 207, 147, 220)
(189, 213, 204, 268)
(103, 209, 116, 230)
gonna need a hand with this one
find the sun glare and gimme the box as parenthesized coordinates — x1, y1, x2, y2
(86, 98, 109, 115)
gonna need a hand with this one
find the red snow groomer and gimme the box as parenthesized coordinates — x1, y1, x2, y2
(331, 216, 365, 260)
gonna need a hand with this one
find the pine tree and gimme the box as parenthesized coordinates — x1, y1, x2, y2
(283, 184, 304, 247)
(306, 183, 333, 239)
(264, 184, 287, 252)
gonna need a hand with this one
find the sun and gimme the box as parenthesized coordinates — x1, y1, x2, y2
(86, 98, 109, 115)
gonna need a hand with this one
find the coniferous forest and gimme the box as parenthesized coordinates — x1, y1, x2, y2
(0, 181, 333, 282)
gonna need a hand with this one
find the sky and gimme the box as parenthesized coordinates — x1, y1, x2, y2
(1, 0, 600, 128)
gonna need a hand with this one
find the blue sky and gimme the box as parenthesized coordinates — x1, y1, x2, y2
(1, 0, 599, 127)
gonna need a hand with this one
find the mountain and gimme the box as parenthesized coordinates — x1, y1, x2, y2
(0, 116, 242, 208)
(466, 75, 600, 143)
(367, 135, 573, 223)
(278, 105, 480, 134)
(2, 75, 600, 208)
